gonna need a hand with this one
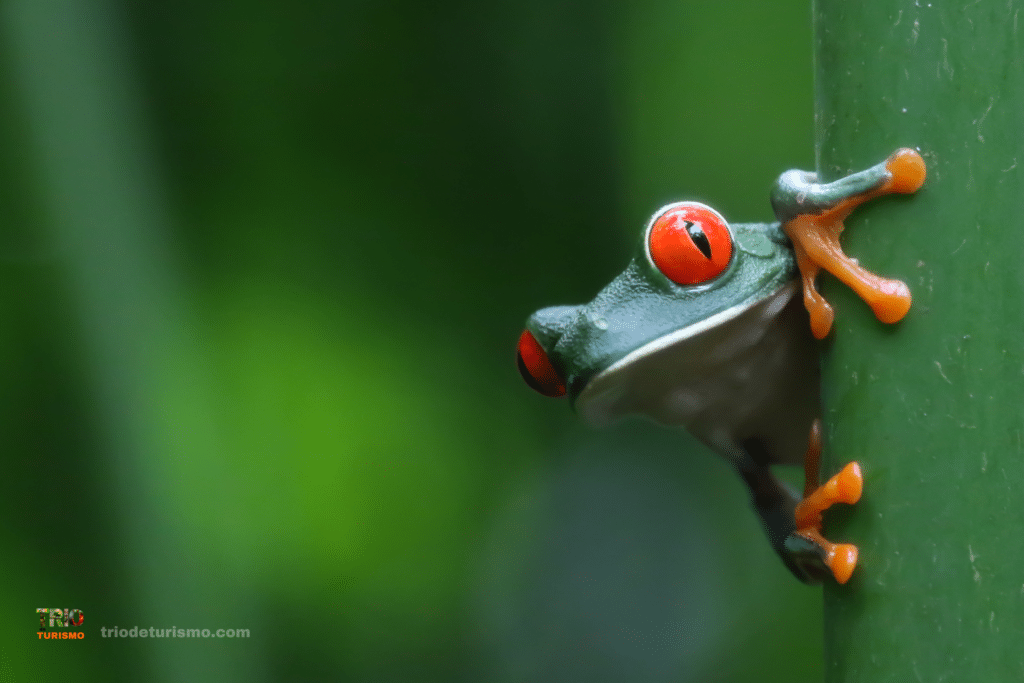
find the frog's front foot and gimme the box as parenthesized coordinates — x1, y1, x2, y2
(784, 420, 864, 584)
(772, 148, 926, 339)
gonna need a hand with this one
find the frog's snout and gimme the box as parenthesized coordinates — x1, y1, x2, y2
(516, 304, 581, 398)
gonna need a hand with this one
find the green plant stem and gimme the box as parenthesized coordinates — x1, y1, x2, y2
(815, 0, 1024, 679)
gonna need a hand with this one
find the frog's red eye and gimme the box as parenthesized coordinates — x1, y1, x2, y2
(516, 330, 566, 398)
(648, 202, 733, 285)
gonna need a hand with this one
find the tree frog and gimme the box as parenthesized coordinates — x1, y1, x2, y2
(516, 149, 926, 583)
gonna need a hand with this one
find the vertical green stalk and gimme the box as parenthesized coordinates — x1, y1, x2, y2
(815, 1, 1024, 680)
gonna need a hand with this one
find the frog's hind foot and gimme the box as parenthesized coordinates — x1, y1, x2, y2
(740, 423, 864, 584)
(782, 420, 863, 584)
(784, 465, 862, 584)
(791, 459, 863, 584)
(771, 148, 925, 339)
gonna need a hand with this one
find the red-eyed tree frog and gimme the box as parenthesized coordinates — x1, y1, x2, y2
(517, 149, 925, 584)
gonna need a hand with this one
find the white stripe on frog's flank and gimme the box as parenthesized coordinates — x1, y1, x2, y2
(586, 280, 798, 385)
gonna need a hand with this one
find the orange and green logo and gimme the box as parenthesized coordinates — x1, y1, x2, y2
(36, 609, 85, 640)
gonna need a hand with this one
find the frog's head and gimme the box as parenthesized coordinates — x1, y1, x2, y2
(517, 201, 796, 424)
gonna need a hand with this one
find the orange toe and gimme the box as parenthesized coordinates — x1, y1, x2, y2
(829, 543, 859, 584)
(869, 280, 913, 324)
(809, 303, 835, 340)
(885, 148, 926, 194)
(833, 461, 863, 506)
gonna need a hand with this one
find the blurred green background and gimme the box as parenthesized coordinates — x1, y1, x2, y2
(0, 0, 822, 680)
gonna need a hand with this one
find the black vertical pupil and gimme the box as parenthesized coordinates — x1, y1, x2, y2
(684, 220, 713, 259)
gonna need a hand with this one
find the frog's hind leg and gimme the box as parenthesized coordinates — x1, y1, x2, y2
(735, 437, 821, 583)
(735, 460, 811, 582)
(736, 427, 863, 584)
(769, 148, 926, 339)
(785, 420, 863, 584)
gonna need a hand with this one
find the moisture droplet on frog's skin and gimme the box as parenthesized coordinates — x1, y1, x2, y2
(781, 148, 925, 339)
(587, 311, 609, 330)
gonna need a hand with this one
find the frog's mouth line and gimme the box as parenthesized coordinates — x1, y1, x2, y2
(576, 280, 799, 404)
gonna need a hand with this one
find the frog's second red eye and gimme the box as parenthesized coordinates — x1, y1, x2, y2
(516, 330, 566, 398)
(648, 202, 733, 285)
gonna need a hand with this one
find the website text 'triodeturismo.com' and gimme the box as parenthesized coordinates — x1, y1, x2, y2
(100, 626, 250, 639)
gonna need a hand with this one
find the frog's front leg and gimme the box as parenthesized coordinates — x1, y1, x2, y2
(770, 148, 926, 339)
